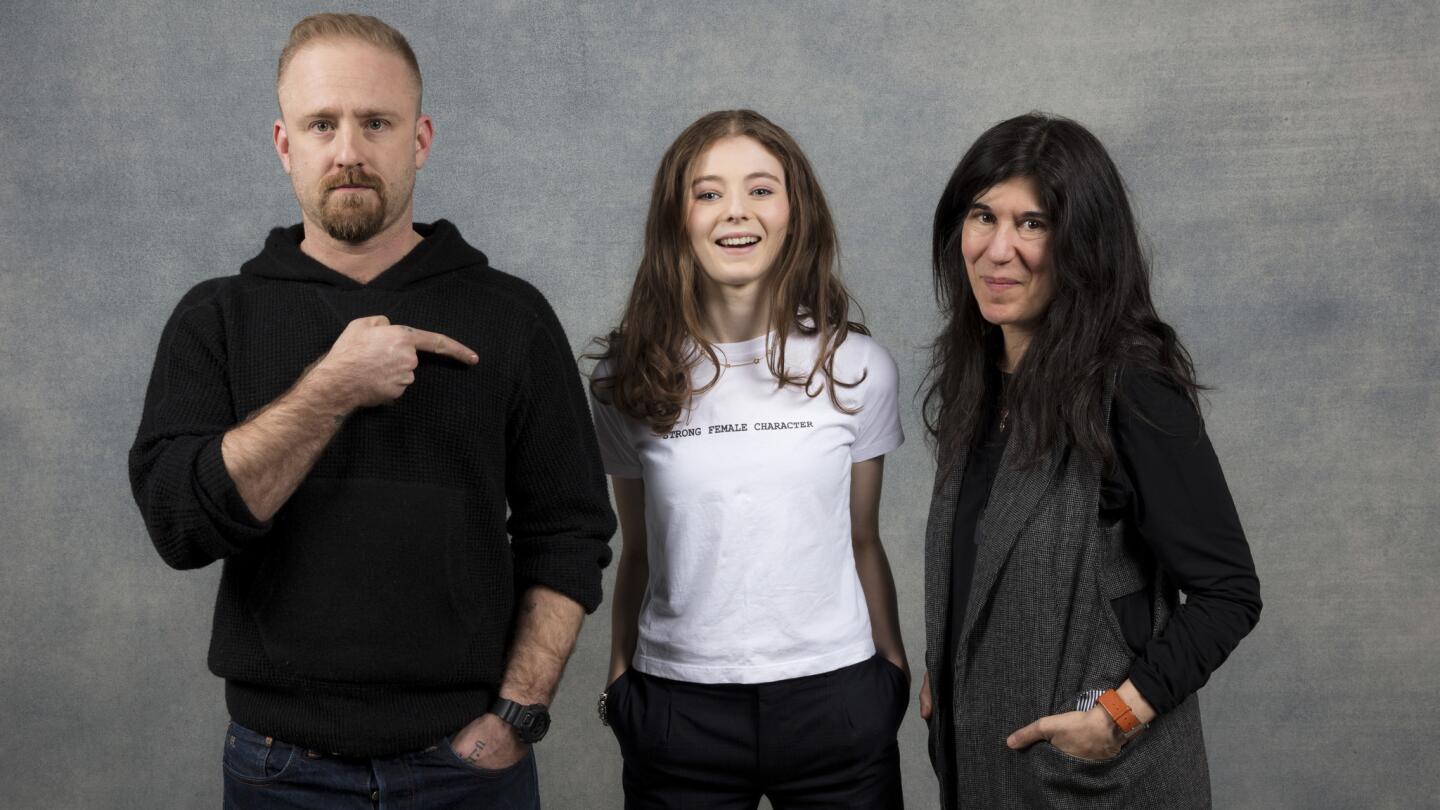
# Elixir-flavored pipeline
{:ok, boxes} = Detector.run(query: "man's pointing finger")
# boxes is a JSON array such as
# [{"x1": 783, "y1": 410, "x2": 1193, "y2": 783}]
[{"x1": 405, "y1": 328, "x2": 479, "y2": 364}]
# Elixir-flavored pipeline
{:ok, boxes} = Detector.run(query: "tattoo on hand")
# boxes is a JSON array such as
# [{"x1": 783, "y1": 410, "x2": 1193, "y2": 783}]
[{"x1": 464, "y1": 739, "x2": 486, "y2": 764}]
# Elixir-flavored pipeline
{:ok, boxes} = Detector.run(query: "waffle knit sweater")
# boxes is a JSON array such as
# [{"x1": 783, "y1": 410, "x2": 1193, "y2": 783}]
[{"x1": 129, "y1": 220, "x2": 615, "y2": 756}]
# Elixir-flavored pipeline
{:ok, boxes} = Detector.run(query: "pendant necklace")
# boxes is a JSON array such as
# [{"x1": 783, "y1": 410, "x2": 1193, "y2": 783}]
[{"x1": 997, "y1": 373, "x2": 1012, "y2": 433}]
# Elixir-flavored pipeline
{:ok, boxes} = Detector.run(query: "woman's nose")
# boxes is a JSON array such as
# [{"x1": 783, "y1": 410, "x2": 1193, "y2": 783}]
[
  {"x1": 985, "y1": 226, "x2": 1018, "y2": 262},
  {"x1": 724, "y1": 193, "x2": 749, "y2": 221}
]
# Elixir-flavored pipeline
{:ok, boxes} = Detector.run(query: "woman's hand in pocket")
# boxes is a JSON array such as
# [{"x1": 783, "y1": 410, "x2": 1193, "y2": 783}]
[{"x1": 1006, "y1": 707, "x2": 1124, "y2": 762}]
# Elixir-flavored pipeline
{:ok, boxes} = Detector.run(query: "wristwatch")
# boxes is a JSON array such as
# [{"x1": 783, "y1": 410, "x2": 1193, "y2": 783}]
[{"x1": 490, "y1": 698, "x2": 551, "y2": 743}]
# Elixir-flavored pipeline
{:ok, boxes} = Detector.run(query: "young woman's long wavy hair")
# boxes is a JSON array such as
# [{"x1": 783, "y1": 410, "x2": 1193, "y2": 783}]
[
  {"x1": 925, "y1": 112, "x2": 1201, "y2": 469},
  {"x1": 590, "y1": 109, "x2": 866, "y2": 433}
]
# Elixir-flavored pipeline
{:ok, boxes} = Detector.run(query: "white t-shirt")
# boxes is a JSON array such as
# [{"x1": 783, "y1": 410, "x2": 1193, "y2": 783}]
[{"x1": 591, "y1": 330, "x2": 904, "y2": 683}]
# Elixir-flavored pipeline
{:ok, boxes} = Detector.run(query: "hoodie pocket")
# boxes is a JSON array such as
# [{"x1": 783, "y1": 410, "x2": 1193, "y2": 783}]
[{"x1": 247, "y1": 478, "x2": 506, "y2": 683}]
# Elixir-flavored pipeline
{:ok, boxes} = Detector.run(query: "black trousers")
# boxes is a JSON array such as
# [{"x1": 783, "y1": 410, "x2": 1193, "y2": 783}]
[{"x1": 607, "y1": 654, "x2": 907, "y2": 809}]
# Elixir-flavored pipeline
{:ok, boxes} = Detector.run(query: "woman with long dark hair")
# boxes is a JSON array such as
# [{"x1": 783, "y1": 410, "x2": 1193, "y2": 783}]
[
  {"x1": 919, "y1": 113, "x2": 1262, "y2": 808},
  {"x1": 590, "y1": 109, "x2": 909, "y2": 808}
]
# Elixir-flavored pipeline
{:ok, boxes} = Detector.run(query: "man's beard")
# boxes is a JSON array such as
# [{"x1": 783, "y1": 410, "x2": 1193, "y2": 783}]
[{"x1": 317, "y1": 168, "x2": 389, "y2": 244}]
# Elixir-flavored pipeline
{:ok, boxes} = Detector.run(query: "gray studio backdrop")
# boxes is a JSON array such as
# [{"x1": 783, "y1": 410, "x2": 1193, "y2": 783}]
[{"x1": 2, "y1": 1, "x2": 1436, "y2": 807}]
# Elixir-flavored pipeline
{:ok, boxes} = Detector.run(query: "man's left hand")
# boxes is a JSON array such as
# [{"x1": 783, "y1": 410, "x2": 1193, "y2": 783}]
[
  {"x1": 450, "y1": 713, "x2": 529, "y2": 771},
  {"x1": 1006, "y1": 707, "x2": 1125, "y2": 762}
]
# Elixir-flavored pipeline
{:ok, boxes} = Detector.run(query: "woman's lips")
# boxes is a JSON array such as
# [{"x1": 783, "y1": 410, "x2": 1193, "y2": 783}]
[
  {"x1": 716, "y1": 236, "x2": 761, "y2": 256},
  {"x1": 982, "y1": 276, "x2": 1021, "y2": 291}
]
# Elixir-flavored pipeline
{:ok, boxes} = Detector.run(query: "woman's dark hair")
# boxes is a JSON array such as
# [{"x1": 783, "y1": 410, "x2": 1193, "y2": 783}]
[
  {"x1": 924, "y1": 112, "x2": 1201, "y2": 468},
  {"x1": 589, "y1": 109, "x2": 866, "y2": 433}
]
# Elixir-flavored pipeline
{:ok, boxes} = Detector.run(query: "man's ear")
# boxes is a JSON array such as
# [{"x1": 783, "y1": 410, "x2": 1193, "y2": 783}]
[
  {"x1": 414, "y1": 114, "x2": 434, "y2": 171},
  {"x1": 274, "y1": 118, "x2": 292, "y2": 174}
]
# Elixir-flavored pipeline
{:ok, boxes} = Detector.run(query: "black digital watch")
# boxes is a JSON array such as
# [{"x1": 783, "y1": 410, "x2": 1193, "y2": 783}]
[{"x1": 490, "y1": 698, "x2": 551, "y2": 744}]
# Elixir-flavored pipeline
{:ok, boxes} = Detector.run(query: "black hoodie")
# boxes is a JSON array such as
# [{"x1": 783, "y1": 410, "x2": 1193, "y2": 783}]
[{"x1": 130, "y1": 221, "x2": 615, "y2": 756}]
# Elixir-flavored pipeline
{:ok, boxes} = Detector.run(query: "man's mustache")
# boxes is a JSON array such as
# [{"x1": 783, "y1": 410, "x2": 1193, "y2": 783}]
[{"x1": 322, "y1": 169, "x2": 384, "y2": 194}]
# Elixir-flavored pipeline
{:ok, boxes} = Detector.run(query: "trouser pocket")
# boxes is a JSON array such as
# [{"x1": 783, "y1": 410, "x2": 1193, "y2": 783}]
[
  {"x1": 843, "y1": 654, "x2": 910, "y2": 739},
  {"x1": 610, "y1": 669, "x2": 670, "y2": 759},
  {"x1": 435, "y1": 739, "x2": 536, "y2": 779},
  {"x1": 222, "y1": 722, "x2": 297, "y2": 785}
]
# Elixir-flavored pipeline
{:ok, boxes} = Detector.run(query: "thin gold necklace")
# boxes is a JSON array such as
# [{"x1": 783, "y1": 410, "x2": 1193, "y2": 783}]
[{"x1": 720, "y1": 356, "x2": 762, "y2": 369}]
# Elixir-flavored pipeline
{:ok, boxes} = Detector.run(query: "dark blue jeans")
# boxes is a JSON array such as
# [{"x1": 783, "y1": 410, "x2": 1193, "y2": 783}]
[{"x1": 222, "y1": 721, "x2": 540, "y2": 809}]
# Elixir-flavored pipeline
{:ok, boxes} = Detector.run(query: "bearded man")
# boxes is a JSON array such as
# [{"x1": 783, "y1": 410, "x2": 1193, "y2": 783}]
[{"x1": 129, "y1": 14, "x2": 614, "y2": 808}]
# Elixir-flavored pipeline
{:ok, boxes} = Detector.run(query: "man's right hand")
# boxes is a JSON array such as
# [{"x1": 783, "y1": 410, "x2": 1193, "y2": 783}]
[
  {"x1": 218, "y1": 316, "x2": 476, "y2": 523},
  {"x1": 310, "y1": 315, "x2": 479, "y2": 411}
]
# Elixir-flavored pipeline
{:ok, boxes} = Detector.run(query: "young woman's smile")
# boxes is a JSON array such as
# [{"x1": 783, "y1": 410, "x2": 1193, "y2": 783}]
[{"x1": 685, "y1": 135, "x2": 791, "y2": 293}]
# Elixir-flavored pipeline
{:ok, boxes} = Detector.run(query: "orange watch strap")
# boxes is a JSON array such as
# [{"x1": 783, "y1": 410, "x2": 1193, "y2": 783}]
[{"x1": 1096, "y1": 689, "x2": 1144, "y2": 735}]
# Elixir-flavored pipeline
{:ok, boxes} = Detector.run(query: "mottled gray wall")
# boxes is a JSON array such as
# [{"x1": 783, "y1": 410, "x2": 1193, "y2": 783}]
[{"x1": 2, "y1": 1, "x2": 1436, "y2": 807}]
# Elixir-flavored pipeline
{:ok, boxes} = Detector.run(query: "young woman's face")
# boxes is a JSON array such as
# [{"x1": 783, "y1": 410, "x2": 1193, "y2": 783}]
[
  {"x1": 963, "y1": 176, "x2": 1055, "y2": 335},
  {"x1": 685, "y1": 136, "x2": 791, "y2": 292}
]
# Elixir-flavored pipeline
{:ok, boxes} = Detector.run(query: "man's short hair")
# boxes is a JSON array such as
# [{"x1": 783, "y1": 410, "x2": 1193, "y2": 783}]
[{"x1": 277, "y1": 13, "x2": 423, "y2": 109}]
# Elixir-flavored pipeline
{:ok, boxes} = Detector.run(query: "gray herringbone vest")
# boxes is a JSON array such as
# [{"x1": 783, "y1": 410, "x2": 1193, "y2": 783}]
[{"x1": 923, "y1": 391, "x2": 1211, "y2": 809}]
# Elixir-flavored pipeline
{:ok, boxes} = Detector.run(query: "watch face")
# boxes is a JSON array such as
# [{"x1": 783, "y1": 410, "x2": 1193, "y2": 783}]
[{"x1": 517, "y1": 705, "x2": 550, "y2": 743}]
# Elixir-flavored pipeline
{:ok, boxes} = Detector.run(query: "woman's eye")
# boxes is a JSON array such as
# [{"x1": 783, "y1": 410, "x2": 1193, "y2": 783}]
[
  {"x1": 1021, "y1": 218, "x2": 1047, "y2": 232},
  {"x1": 751, "y1": 187, "x2": 773, "y2": 197},
  {"x1": 696, "y1": 191, "x2": 720, "y2": 201}
]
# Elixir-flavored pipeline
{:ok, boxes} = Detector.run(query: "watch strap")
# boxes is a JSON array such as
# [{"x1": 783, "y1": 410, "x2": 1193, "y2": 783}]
[
  {"x1": 491, "y1": 698, "x2": 524, "y2": 726},
  {"x1": 1096, "y1": 689, "x2": 1145, "y2": 736}
]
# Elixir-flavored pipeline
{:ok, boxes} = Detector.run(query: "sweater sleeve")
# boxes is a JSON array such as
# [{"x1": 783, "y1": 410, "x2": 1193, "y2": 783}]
[
  {"x1": 1115, "y1": 371, "x2": 1263, "y2": 715},
  {"x1": 504, "y1": 301, "x2": 617, "y2": 613},
  {"x1": 128, "y1": 285, "x2": 270, "y2": 570}
]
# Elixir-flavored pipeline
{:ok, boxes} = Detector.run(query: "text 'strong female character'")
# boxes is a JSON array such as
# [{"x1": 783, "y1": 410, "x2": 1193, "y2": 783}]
[
  {"x1": 919, "y1": 113, "x2": 1262, "y2": 809},
  {"x1": 590, "y1": 109, "x2": 910, "y2": 808}
]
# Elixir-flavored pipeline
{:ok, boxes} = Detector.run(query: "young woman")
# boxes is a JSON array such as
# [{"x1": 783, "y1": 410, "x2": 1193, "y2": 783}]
[
  {"x1": 589, "y1": 109, "x2": 909, "y2": 809},
  {"x1": 919, "y1": 113, "x2": 1262, "y2": 809}
]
